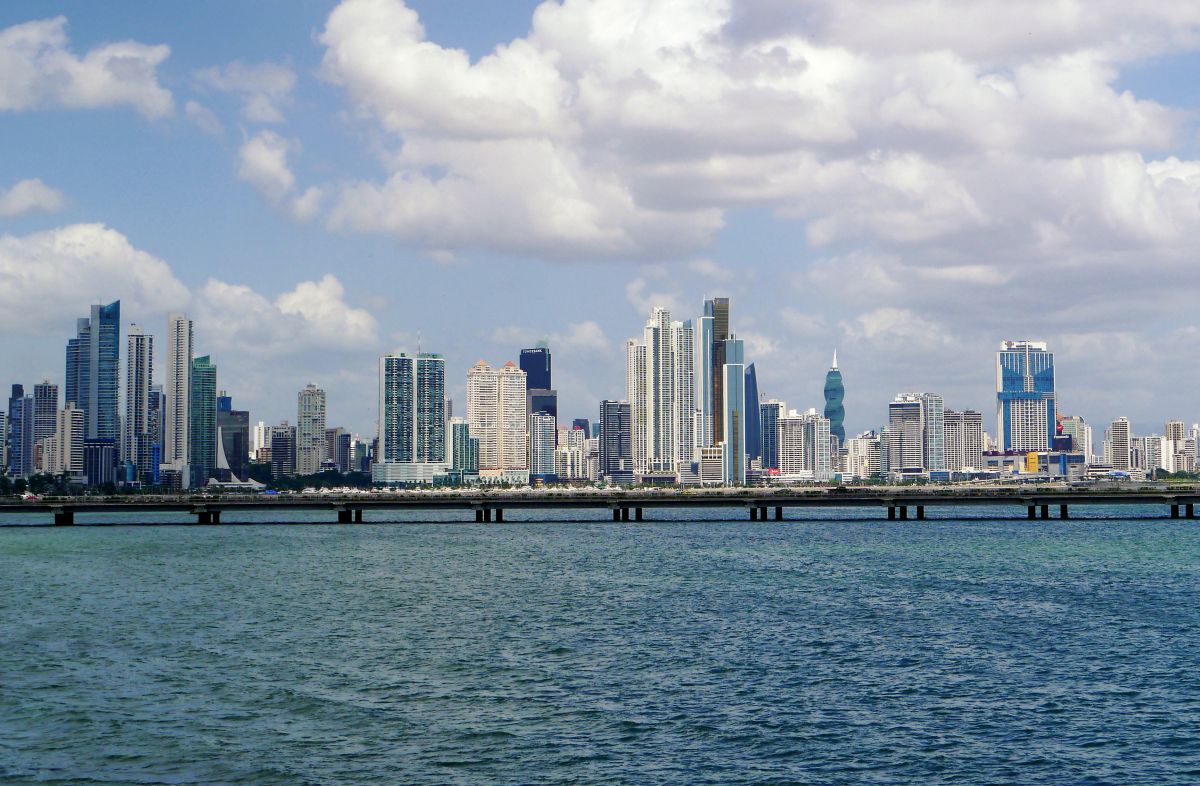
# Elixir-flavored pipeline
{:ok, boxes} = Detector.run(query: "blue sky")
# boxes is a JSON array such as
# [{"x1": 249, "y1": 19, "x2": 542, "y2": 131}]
[{"x1": 3, "y1": 0, "x2": 1200, "y2": 441}]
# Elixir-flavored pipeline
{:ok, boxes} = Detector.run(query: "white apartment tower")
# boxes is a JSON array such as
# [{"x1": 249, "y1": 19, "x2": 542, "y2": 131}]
[
  {"x1": 297, "y1": 384, "x2": 327, "y2": 475},
  {"x1": 124, "y1": 325, "x2": 153, "y2": 472},
  {"x1": 1109, "y1": 417, "x2": 1132, "y2": 472},
  {"x1": 468, "y1": 361, "x2": 528, "y2": 482},
  {"x1": 162, "y1": 313, "x2": 193, "y2": 481},
  {"x1": 625, "y1": 308, "x2": 695, "y2": 475}
]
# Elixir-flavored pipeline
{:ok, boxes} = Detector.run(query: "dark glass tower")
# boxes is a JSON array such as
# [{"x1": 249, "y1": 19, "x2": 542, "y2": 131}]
[
  {"x1": 519, "y1": 344, "x2": 552, "y2": 391},
  {"x1": 65, "y1": 301, "x2": 120, "y2": 442},
  {"x1": 707, "y1": 298, "x2": 730, "y2": 444},
  {"x1": 823, "y1": 351, "x2": 845, "y2": 443},
  {"x1": 189, "y1": 355, "x2": 217, "y2": 487},
  {"x1": 744, "y1": 363, "x2": 761, "y2": 462}
]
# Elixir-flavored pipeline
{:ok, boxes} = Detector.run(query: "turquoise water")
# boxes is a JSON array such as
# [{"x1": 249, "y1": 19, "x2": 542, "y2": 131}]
[{"x1": 2, "y1": 509, "x2": 1199, "y2": 784}]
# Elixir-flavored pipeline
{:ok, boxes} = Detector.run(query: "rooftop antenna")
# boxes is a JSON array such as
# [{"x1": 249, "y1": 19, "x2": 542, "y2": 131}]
[{"x1": 417, "y1": 329, "x2": 422, "y2": 355}]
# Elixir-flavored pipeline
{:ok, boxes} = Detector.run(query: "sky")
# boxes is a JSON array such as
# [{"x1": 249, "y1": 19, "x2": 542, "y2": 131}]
[{"x1": 2, "y1": 0, "x2": 1200, "y2": 440}]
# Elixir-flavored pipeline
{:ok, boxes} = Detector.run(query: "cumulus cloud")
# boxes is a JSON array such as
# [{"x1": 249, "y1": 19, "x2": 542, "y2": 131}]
[
  {"x1": 0, "y1": 178, "x2": 65, "y2": 217},
  {"x1": 237, "y1": 130, "x2": 323, "y2": 221},
  {"x1": 0, "y1": 16, "x2": 172, "y2": 118},
  {"x1": 0, "y1": 224, "x2": 188, "y2": 333},
  {"x1": 193, "y1": 60, "x2": 296, "y2": 123}
]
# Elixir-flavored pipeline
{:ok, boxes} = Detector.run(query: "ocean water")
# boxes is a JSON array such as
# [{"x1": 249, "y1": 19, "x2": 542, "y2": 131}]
[{"x1": 2, "y1": 508, "x2": 1199, "y2": 784}]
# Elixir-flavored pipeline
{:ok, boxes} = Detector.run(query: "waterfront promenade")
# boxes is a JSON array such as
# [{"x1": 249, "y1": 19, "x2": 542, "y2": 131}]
[{"x1": 2, "y1": 485, "x2": 1200, "y2": 525}]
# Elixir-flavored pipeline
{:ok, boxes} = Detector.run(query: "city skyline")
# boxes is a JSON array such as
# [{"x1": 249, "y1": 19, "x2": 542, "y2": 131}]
[{"x1": 3, "y1": 2, "x2": 1200, "y2": 440}]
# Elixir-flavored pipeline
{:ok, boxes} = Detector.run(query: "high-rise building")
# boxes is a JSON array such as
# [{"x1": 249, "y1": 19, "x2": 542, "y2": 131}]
[
  {"x1": 823, "y1": 351, "x2": 845, "y2": 444},
  {"x1": 744, "y1": 363, "x2": 761, "y2": 465},
  {"x1": 124, "y1": 326, "x2": 153, "y2": 476},
  {"x1": 776, "y1": 408, "x2": 832, "y2": 480},
  {"x1": 296, "y1": 383, "x2": 327, "y2": 476},
  {"x1": 6, "y1": 386, "x2": 33, "y2": 477},
  {"x1": 449, "y1": 418, "x2": 479, "y2": 477},
  {"x1": 374, "y1": 354, "x2": 448, "y2": 483},
  {"x1": 47, "y1": 403, "x2": 85, "y2": 478},
  {"x1": 467, "y1": 360, "x2": 528, "y2": 482},
  {"x1": 626, "y1": 308, "x2": 695, "y2": 475},
  {"x1": 519, "y1": 344, "x2": 552, "y2": 391},
  {"x1": 270, "y1": 422, "x2": 297, "y2": 479},
  {"x1": 572, "y1": 418, "x2": 591, "y2": 438},
  {"x1": 943, "y1": 410, "x2": 983, "y2": 472},
  {"x1": 704, "y1": 298, "x2": 730, "y2": 445},
  {"x1": 759, "y1": 399, "x2": 785, "y2": 471},
  {"x1": 996, "y1": 340, "x2": 1055, "y2": 452},
  {"x1": 888, "y1": 394, "x2": 928, "y2": 476},
  {"x1": 1108, "y1": 417, "x2": 1132, "y2": 472},
  {"x1": 598, "y1": 400, "x2": 632, "y2": 483},
  {"x1": 722, "y1": 336, "x2": 746, "y2": 484},
  {"x1": 0, "y1": 411, "x2": 6, "y2": 471},
  {"x1": 188, "y1": 355, "x2": 217, "y2": 488},
  {"x1": 846, "y1": 431, "x2": 883, "y2": 479},
  {"x1": 922, "y1": 393, "x2": 945, "y2": 472},
  {"x1": 216, "y1": 395, "x2": 250, "y2": 483},
  {"x1": 32, "y1": 382, "x2": 58, "y2": 448},
  {"x1": 530, "y1": 412, "x2": 557, "y2": 480},
  {"x1": 163, "y1": 314, "x2": 193, "y2": 483},
  {"x1": 64, "y1": 301, "x2": 120, "y2": 444}
]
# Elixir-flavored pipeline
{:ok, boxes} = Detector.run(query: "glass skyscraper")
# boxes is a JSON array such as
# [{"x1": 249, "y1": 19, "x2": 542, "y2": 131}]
[
  {"x1": 519, "y1": 344, "x2": 552, "y2": 391},
  {"x1": 65, "y1": 301, "x2": 120, "y2": 443},
  {"x1": 996, "y1": 340, "x2": 1055, "y2": 452},
  {"x1": 378, "y1": 353, "x2": 447, "y2": 465},
  {"x1": 823, "y1": 351, "x2": 845, "y2": 443},
  {"x1": 188, "y1": 355, "x2": 217, "y2": 488},
  {"x1": 721, "y1": 337, "x2": 746, "y2": 485},
  {"x1": 744, "y1": 363, "x2": 761, "y2": 463}
]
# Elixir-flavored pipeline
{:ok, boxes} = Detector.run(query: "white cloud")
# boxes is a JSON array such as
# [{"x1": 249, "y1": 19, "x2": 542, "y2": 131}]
[
  {"x1": 553, "y1": 320, "x2": 610, "y2": 353},
  {"x1": 0, "y1": 224, "x2": 188, "y2": 333},
  {"x1": 0, "y1": 178, "x2": 65, "y2": 217},
  {"x1": 0, "y1": 16, "x2": 172, "y2": 118},
  {"x1": 184, "y1": 100, "x2": 223, "y2": 137},
  {"x1": 624, "y1": 275, "x2": 685, "y2": 319},
  {"x1": 237, "y1": 130, "x2": 324, "y2": 221},
  {"x1": 193, "y1": 60, "x2": 297, "y2": 123},
  {"x1": 688, "y1": 258, "x2": 732, "y2": 283}
]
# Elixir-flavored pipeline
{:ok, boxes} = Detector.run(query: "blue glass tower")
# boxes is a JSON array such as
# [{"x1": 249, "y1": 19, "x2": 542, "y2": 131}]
[
  {"x1": 744, "y1": 363, "x2": 761, "y2": 463},
  {"x1": 995, "y1": 341, "x2": 1055, "y2": 452},
  {"x1": 519, "y1": 343, "x2": 551, "y2": 391},
  {"x1": 722, "y1": 337, "x2": 746, "y2": 485},
  {"x1": 65, "y1": 301, "x2": 120, "y2": 443},
  {"x1": 823, "y1": 351, "x2": 845, "y2": 443}
]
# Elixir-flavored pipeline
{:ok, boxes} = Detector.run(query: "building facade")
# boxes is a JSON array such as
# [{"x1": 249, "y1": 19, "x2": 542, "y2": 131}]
[
  {"x1": 375, "y1": 354, "x2": 448, "y2": 482},
  {"x1": 124, "y1": 326, "x2": 154, "y2": 477},
  {"x1": 297, "y1": 383, "x2": 327, "y2": 476},
  {"x1": 163, "y1": 313, "x2": 193, "y2": 483},
  {"x1": 625, "y1": 308, "x2": 695, "y2": 475},
  {"x1": 722, "y1": 336, "x2": 746, "y2": 484},
  {"x1": 823, "y1": 351, "x2": 845, "y2": 444},
  {"x1": 188, "y1": 355, "x2": 217, "y2": 487},
  {"x1": 467, "y1": 361, "x2": 527, "y2": 482},
  {"x1": 996, "y1": 340, "x2": 1056, "y2": 452}
]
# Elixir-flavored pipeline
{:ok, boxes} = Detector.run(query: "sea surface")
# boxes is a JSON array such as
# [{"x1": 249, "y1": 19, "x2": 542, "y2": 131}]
[{"x1": 2, "y1": 507, "x2": 1199, "y2": 785}]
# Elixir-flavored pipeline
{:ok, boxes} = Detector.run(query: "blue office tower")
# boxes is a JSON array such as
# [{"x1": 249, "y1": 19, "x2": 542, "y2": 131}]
[
  {"x1": 823, "y1": 351, "x2": 845, "y2": 443},
  {"x1": 65, "y1": 300, "x2": 121, "y2": 443},
  {"x1": 995, "y1": 341, "x2": 1055, "y2": 452},
  {"x1": 744, "y1": 363, "x2": 761, "y2": 463},
  {"x1": 519, "y1": 343, "x2": 552, "y2": 391}
]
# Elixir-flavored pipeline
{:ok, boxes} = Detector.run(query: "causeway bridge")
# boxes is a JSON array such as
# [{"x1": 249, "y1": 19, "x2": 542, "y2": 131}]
[{"x1": 2, "y1": 486, "x2": 1200, "y2": 525}]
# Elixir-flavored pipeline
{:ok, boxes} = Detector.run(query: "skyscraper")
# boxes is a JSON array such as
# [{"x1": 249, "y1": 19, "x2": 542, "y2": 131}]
[
  {"x1": 375, "y1": 353, "x2": 448, "y2": 483},
  {"x1": 704, "y1": 298, "x2": 730, "y2": 445},
  {"x1": 996, "y1": 340, "x2": 1056, "y2": 452},
  {"x1": 297, "y1": 383, "x2": 327, "y2": 475},
  {"x1": 823, "y1": 351, "x2": 845, "y2": 444},
  {"x1": 759, "y1": 399, "x2": 785, "y2": 471},
  {"x1": 519, "y1": 344, "x2": 552, "y2": 391},
  {"x1": 270, "y1": 422, "x2": 297, "y2": 479},
  {"x1": 64, "y1": 301, "x2": 120, "y2": 443},
  {"x1": 32, "y1": 382, "x2": 58, "y2": 448},
  {"x1": 625, "y1": 308, "x2": 695, "y2": 475},
  {"x1": 722, "y1": 336, "x2": 746, "y2": 484},
  {"x1": 6, "y1": 386, "x2": 33, "y2": 478},
  {"x1": 887, "y1": 394, "x2": 928, "y2": 476},
  {"x1": 467, "y1": 360, "x2": 527, "y2": 482},
  {"x1": 598, "y1": 400, "x2": 632, "y2": 483},
  {"x1": 188, "y1": 355, "x2": 217, "y2": 488},
  {"x1": 124, "y1": 326, "x2": 153, "y2": 475},
  {"x1": 944, "y1": 410, "x2": 983, "y2": 472},
  {"x1": 744, "y1": 363, "x2": 761, "y2": 465},
  {"x1": 776, "y1": 408, "x2": 832, "y2": 480},
  {"x1": 1108, "y1": 417, "x2": 1131, "y2": 472},
  {"x1": 163, "y1": 314, "x2": 193, "y2": 482},
  {"x1": 216, "y1": 395, "x2": 250, "y2": 483},
  {"x1": 449, "y1": 418, "x2": 479, "y2": 477},
  {"x1": 530, "y1": 412, "x2": 557, "y2": 480}
]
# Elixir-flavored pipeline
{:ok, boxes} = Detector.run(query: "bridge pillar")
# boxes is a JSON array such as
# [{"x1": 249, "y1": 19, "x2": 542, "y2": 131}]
[
  {"x1": 916, "y1": 506, "x2": 925, "y2": 520},
  {"x1": 636, "y1": 508, "x2": 643, "y2": 521},
  {"x1": 354, "y1": 510, "x2": 363, "y2": 523},
  {"x1": 1027, "y1": 505, "x2": 1036, "y2": 520},
  {"x1": 612, "y1": 508, "x2": 620, "y2": 522},
  {"x1": 750, "y1": 507, "x2": 758, "y2": 521},
  {"x1": 775, "y1": 506, "x2": 783, "y2": 521},
  {"x1": 1040, "y1": 505, "x2": 1049, "y2": 520},
  {"x1": 197, "y1": 511, "x2": 212, "y2": 525},
  {"x1": 1060, "y1": 504, "x2": 1069, "y2": 519},
  {"x1": 887, "y1": 507, "x2": 896, "y2": 520},
  {"x1": 495, "y1": 509, "x2": 504, "y2": 523},
  {"x1": 1171, "y1": 504, "x2": 1180, "y2": 519},
  {"x1": 1188, "y1": 503, "x2": 1195, "y2": 519},
  {"x1": 53, "y1": 509, "x2": 74, "y2": 526},
  {"x1": 212, "y1": 511, "x2": 221, "y2": 525},
  {"x1": 483, "y1": 509, "x2": 492, "y2": 523},
  {"x1": 759, "y1": 506, "x2": 768, "y2": 521},
  {"x1": 337, "y1": 509, "x2": 352, "y2": 524},
  {"x1": 899, "y1": 506, "x2": 908, "y2": 520},
  {"x1": 621, "y1": 508, "x2": 629, "y2": 522}
]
